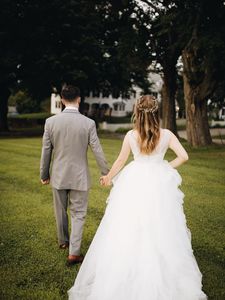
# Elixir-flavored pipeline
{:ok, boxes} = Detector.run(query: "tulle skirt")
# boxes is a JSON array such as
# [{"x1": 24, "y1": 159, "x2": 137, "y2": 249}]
[{"x1": 68, "y1": 159, "x2": 207, "y2": 300}]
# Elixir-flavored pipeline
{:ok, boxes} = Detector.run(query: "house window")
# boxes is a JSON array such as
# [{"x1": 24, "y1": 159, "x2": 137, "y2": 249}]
[
  {"x1": 114, "y1": 104, "x2": 118, "y2": 111},
  {"x1": 55, "y1": 101, "x2": 61, "y2": 108},
  {"x1": 120, "y1": 103, "x2": 125, "y2": 111},
  {"x1": 113, "y1": 103, "x2": 125, "y2": 111}
]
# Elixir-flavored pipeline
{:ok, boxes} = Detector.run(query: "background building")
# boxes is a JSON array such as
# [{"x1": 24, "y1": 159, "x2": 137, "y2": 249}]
[{"x1": 50, "y1": 73, "x2": 163, "y2": 117}]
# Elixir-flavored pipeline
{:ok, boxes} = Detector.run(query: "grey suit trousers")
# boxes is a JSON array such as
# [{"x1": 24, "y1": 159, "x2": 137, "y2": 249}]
[{"x1": 52, "y1": 188, "x2": 88, "y2": 256}]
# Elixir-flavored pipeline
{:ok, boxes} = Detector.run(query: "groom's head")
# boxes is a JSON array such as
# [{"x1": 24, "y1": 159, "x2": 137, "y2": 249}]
[{"x1": 61, "y1": 85, "x2": 80, "y2": 105}]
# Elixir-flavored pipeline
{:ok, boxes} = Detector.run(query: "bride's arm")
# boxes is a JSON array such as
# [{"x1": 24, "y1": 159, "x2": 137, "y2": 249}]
[
  {"x1": 100, "y1": 133, "x2": 131, "y2": 186},
  {"x1": 168, "y1": 132, "x2": 189, "y2": 168}
]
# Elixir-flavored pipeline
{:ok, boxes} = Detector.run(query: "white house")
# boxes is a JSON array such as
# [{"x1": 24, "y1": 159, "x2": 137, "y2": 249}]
[
  {"x1": 50, "y1": 72, "x2": 163, "y2": 117},
  {"x1": 51, "y1": 93, "x2": 62, "y2": 114},
  {"x1": 8, "y1": 106, "x2": 18, "y2": 116},
  {"x1": 219, "y1": 107, "x2": 225, "y2": 120}
]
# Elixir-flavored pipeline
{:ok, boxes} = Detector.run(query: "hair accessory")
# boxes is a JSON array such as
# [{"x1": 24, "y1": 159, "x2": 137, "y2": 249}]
[{"x1": 137, "y1": 98, "x2": 158, "y2": 113}]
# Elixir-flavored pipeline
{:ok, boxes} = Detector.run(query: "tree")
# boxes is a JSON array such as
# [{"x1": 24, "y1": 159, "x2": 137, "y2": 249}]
[
  {"x1": 182, "y1": 0, "x2": 225, "y2": 146},
  {"x1": 15, "y1": 0, "x2": 105, "y2": 98},
  {"x1": 0, "y1": 0, "x2": 152, "y2": 130},
  {"x1": 138, "y1": 0, "x2": 225, "y2": 146},
  {"x1": 0, "y1": 84, "x2": 11, "y2": 131},
  {"x1": 176, "y1": 74, "x2": 185, "y2": 119},
  {"x1": 89, "y1": 0, "x2": 152, "y2": 96},
  {"x1": 137, "y1": 0, "x2": 188, "y2": 135},
  {"x1": 0, "y1": 0, "x2": 19, "y2": 130}
]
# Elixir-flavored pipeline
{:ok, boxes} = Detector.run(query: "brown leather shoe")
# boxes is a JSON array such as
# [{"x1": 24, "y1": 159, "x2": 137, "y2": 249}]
[
  {"x1": 67, "y1": 254, "x2": 84, "y2": 266},
  {"x1": 59, "y1": 242, "x2": 69, "y2": 249}
]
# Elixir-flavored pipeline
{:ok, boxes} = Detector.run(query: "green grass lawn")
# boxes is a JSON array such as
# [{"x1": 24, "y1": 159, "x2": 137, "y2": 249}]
[{"x1": 0, "y1": 137, "x2": 225, "y2": 300}]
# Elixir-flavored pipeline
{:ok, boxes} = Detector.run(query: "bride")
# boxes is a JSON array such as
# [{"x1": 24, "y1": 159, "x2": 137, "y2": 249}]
[{"x1": 68, "y1": 95, "x2": 207, "y2": 300}]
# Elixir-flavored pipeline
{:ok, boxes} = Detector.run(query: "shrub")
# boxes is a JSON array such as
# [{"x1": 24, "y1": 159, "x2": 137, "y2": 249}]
[
  {"x1": 40, "y1": 97, "x2": 51, "y2": 113},
  {"x1": 115, "y1": 127, "x2": 131, "y2": 134},
  {"x1": 10, "y1": 91, "x2": 40, "y2": 114},
  {"x1": 103, "y1": 116, "x2": 132, "y2": 124}
]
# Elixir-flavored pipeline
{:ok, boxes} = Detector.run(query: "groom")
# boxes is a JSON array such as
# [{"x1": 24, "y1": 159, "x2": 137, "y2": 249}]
[{"x1": 40, "y1": 85, "x2": 109, "y2": 265}]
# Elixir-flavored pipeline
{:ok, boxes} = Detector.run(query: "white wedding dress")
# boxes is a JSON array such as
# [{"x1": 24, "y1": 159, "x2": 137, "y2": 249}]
[{"x1": 68, "y1": 129, "x2": 207, "y2": 300}]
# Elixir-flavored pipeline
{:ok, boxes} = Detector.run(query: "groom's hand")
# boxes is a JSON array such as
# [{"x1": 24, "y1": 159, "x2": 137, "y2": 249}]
[{"x1": 41, "y1": 178, "x2": 50, "y2": 185}]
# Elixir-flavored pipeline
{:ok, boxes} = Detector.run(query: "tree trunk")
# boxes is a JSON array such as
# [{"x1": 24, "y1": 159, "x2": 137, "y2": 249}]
[
  {"x1": 0, "y1": 87, "x2": 10, "y2": 132},
  {"x1": 183, "y1": 70, "x2": 212, "y2": 146},
  {"x1": 161, "y1": 66, "x2": 178, "y2": 135}
]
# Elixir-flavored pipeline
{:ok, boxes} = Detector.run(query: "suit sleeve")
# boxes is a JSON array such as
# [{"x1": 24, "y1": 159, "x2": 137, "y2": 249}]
[
  {"x1": 88, "y1": 121, "x2": 109, "y2": 175},
  {"x1": 40, "y1": 119, "x2": 53, "y2": 180}
]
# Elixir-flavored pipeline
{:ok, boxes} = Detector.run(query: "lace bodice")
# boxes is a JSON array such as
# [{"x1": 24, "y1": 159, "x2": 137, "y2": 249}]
[{"x1": 127, "y1": 129, "x2": 172, "y2": 162}]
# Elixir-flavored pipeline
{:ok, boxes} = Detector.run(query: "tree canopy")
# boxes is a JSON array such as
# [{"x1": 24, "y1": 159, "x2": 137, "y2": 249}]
[
  {"x1": 1, "y1": 0, "x2": 225, "y2": 147},
  {"x1": 2, "y1": 0, "x2": 151, "y2": 98},
  {"x1": 0, "y1": 0, "x2": 152, "y2": 130},
  {"x1": 137, "y1": 0, "x2": 225, "y2": 145}
]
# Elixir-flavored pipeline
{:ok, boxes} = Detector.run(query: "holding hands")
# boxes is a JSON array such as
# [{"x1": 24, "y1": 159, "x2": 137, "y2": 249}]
[
  {"x1": 41, "y1": 178, "x2": 50, "y2": 185},
  {"x1": 100, "y1": 175, "x2": 112, "y2": 186}
]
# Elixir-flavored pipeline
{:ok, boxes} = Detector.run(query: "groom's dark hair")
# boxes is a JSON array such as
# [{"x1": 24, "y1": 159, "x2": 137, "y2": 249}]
[{"x1": 61, "y1": 85, "x2": 80, "y2": 102}]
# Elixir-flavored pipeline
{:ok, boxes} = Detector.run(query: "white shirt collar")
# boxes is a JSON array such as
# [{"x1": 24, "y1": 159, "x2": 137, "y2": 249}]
[{"x1": 64, "y1": 106, "x2": 79, "y2": 111}]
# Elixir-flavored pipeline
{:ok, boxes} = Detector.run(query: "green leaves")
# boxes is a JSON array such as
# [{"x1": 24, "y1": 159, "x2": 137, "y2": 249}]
[{"x1": 0, "y1": 0, "x2": 152, "y2": 100}]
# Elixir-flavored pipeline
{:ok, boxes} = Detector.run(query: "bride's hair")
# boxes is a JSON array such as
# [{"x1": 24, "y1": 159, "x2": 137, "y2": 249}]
[{"x1": 132, "y1": 95, "x2": 160, "y2": 154}]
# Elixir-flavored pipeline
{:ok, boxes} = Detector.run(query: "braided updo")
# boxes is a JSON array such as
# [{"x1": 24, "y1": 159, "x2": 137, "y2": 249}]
[{"x1": 132, "y1": 95, "x2": 160, "y2": 154}]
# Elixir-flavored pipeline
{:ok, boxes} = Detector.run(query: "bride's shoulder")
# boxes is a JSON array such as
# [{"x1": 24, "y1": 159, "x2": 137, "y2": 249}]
[
  {"x1": 160, "y1": 128, "x2": 175, "y2": 144},
  {"x1": 160, "y1": 128, "x2": 170, "y2": 133},
  {"x1": 124, "y1": 129, "x2": 137, "y2": 144},
  {"x1": 160, "y1": 128, "x2": 173, "y2": 137},
  {"x1": 160, "y1": 129, "x2": 179, "y2": 149}
]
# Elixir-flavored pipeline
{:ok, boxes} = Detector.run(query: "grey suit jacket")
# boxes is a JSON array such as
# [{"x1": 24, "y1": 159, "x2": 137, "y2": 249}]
[{"x1": 40, "y1": 109, "x2": 109, "y2": 191}]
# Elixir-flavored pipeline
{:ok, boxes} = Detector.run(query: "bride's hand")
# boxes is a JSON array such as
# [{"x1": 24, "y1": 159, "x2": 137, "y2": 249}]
[{"x1": 100, "y1": 175, "x2": 112, "y2": 186}]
